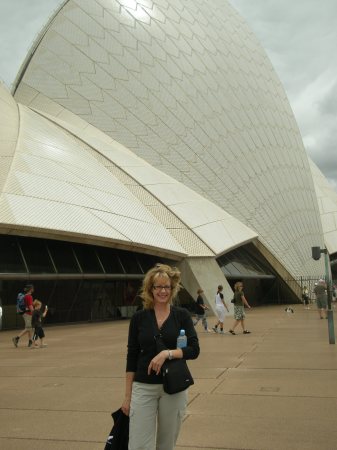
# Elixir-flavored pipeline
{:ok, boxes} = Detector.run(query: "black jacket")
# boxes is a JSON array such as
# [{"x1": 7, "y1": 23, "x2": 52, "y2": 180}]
[
  {"x1": 126, "y1": 306, "x2": 200, "y2": 383},
  {"x1": 104, "y1": 408, "x2": 129, "y2": 450}
]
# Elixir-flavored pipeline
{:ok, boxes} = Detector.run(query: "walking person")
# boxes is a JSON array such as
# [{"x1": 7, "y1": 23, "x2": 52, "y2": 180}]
[
  {"x1": 229, "y1": 281, "x2": 251, "y2": 335},
  {"x1": 121, "y1": 264, "x2": 200, "y2": 450},
  {"x1": 193, "y1": 288, "x2": 211, "y2": 332},
  {"x1": 314, "y1": 279, "x2": 327, "y2": 319},
  {"x1": 302, "y1": 286, "x2": 310, "y2": 309},
  {"x1": 212, "y1": 285, "x2": 229, "y2": 334},
  {"x1": 32, "y1": 300, "x2": 48, "y2": 348},
  {"x1": 12, "y1": 284, "x2": 34, "y2": 348}
]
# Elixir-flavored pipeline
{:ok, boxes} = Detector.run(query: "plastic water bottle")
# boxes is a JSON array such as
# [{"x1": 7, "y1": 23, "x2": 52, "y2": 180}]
[{"x1": 177, "y1": 329, "x2": 187, "y2": 348}]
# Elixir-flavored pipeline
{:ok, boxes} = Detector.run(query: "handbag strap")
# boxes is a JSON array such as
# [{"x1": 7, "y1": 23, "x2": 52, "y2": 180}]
[{"x1": 150, "y1": 310, "x2": 168, "y2": 351}]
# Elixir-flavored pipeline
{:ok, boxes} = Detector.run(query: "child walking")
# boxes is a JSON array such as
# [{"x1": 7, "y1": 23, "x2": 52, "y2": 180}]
[{"x1": 32, "y1": 300, "x2": 48, "y2": 348}]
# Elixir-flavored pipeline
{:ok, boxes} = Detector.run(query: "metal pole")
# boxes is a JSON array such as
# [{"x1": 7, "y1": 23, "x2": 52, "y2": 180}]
[{"x1": 323, "y1": 249, "x2": 335, "y2": 344}]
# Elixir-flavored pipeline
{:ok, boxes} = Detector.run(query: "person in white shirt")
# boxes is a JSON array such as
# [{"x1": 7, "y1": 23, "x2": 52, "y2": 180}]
[
  {"x1": 212, "y1": 285, "x2": 229, "y2": 334},
  {"x1": 302, "y1": 286, "x2": 310, "y2": 309}
]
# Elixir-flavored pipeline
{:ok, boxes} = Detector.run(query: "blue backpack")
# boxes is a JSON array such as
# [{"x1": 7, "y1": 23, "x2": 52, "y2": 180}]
[{"x1": 16, "y1": 292, "x2": 26, "y2": 314}]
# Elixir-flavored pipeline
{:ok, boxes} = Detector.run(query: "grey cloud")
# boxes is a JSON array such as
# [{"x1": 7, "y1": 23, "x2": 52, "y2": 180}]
[
  {"x1": 229, "y1": 0, "x2": 337, "y2": 192},
  {"x1": 230, "y1": 0, "x2": 337, "y2": 96},
  {"x1": 317, "y1": 81, "x2": 337, "y2": 116},
  {"x1": 307, "y1": 122, "x2": 337, "y2": 181},
  {"x1": 0, "y1": 0, "x2": 62, "y2": 88}
]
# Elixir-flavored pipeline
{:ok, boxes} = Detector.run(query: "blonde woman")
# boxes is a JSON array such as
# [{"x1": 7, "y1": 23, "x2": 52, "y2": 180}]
[
  {"x1": 229, "y1": 282, "x2": 251, "y2": 335},
  {"x1": 121, "y1": 264, "x2": 200, "y2": 450}
]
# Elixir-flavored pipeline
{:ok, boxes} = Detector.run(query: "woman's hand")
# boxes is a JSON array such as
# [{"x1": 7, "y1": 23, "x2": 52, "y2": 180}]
[
  {"x1": 122, "y1": 372, "x2": 134, "y2": 416},
  {"x1": 121, "y1": 396, "x2": 131, "y2": 416},
  {"x1": 148, "y1": 350, "x2": 168, "y2": 375}
]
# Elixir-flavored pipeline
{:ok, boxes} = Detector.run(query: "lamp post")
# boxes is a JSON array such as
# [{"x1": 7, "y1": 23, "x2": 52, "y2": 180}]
[{"x1": 312, "y1": 246, "x2": 335, "y2": 344}]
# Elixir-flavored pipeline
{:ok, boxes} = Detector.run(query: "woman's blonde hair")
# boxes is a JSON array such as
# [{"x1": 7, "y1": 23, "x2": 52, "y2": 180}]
[
  {"x1": 234, "y1": 282, "x2": 243, "y2": 291},
  {"x1": 33, "y1": 299, "x2": 42, "y2": 308},
  {"x1": 140, "y1": 264, "x2": 181, "y2": 310}
]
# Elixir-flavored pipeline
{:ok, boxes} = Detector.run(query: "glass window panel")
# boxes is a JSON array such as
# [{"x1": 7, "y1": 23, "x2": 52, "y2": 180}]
[
  {"x1": 121, "y1": 280, "x2": 143, "y2": 318},
  {"x1": 232, "y1": 261, "x2": 253, "y2": 275},
  {"x1": 137, "y1": 254, "x2": 160, "y2": 273},
  {"x1": 218, "y1": 245, "x2": 272, "y2": 277},
  {"x1": 217, "y1": 245, "x2": 274, "y2": 277},
  {"x1": 237, "y1": 251, "x2": 264, "y2": 274},
  {"x1": 91, "y1": 280, "x2": 125, "y2": 320},
  {"x1": 18, "y1": 237, "x2": 55, "y2": 274},
  {"x1": 221, "y1": 263, "x2": 236, "y2": 276},
  {"x1": 45, "y1": 280, "x2": 81, "y2": 324},
  {"x1": 119, "y1": 252, "x2": 142, "y2": 274},
  {"x1": 123, "y1": 280, "x2": 139, "y2": 305},
  {"x1": 96, "y1": 247, "x2": 124, "y2": 274},
  {"x1": 0, "y1": 235, "x2": 26, "y2": 273},
  {"x1": 47, "y1": 240, "x2": 81, "y2": 273},
  {"x1": 72, "y1": 244, "x2": 103, "y2": 273},
  {"x1": 65, "y1": 279, "x2": 95, "y2": 322}
]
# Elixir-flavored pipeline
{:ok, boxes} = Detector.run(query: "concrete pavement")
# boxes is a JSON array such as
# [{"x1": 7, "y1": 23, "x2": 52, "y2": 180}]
[{"x1": 0, "y1": 305, "x2": 337, "y2": 450}]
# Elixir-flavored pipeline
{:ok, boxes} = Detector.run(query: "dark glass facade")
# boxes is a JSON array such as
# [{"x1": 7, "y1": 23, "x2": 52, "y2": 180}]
[
  {"x1": 1, "y1": 235, "x2": 305, "y2": 329},
  {"x1": 217, "y1": 243, "x2": 275, "y2": 279},
  {"x1": 0, "y1": 235, "x2": 182, "y2": 330},
  {"x1": 0, "y1": 236, "x2": 27, "y2": 273},
  {"x1": 216, "y1": 243, "x2": 299, "y2": 305}
]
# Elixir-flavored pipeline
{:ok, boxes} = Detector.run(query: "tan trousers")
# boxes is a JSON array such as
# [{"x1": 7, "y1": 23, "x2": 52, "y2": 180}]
[{"x1": 129, "y1": 381, "x2": 188, "y2": 450}]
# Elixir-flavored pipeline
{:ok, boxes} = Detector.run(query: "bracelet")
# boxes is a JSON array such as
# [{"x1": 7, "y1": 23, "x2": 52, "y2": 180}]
[{"x1": 168, "y1": 350, "x2": 173, "y2": 360}]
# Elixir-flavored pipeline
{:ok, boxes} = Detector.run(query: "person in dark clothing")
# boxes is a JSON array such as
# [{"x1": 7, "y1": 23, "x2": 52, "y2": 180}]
[
  {"x1": 121, "y1": 264, "x2": 200, "y2": 450},
  {"x1": 193, "y1": 288, "x2": 210, "y2": 332},
  {"x1": 31, "y1": 300, "x2": 48, "y2": 348},
  {"x1": 314, "y1": 279, "x2": 327, "y2": 319}
]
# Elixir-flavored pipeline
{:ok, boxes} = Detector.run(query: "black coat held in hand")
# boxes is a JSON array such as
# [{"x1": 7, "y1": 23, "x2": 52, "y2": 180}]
[{"x1": 104, "y1": 408, "x2": 129, "y2": 450}]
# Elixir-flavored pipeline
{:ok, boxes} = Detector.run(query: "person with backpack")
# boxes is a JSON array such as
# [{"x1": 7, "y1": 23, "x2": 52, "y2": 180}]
[{"x1": 12, "y1": 284, "x2": 34, "y2": 348}]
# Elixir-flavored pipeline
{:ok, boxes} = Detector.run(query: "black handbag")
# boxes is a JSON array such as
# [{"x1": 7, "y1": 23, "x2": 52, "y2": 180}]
[
  {"x1": 152, "y1": 314, "x2": 194, "y2": 395},
  {"x1": 161, "y1": 358, "x2": 194, "y2": 394}
]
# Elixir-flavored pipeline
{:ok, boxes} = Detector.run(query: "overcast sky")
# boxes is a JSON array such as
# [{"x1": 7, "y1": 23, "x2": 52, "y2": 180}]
[{"x1": 1, "y1": 0, "x2": 336, "y2": 191}]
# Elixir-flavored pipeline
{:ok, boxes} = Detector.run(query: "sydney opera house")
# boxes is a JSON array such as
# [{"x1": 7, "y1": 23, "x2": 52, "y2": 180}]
[{"x1": 1, "y1": 0, "x2": 337, "y2": 329}]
